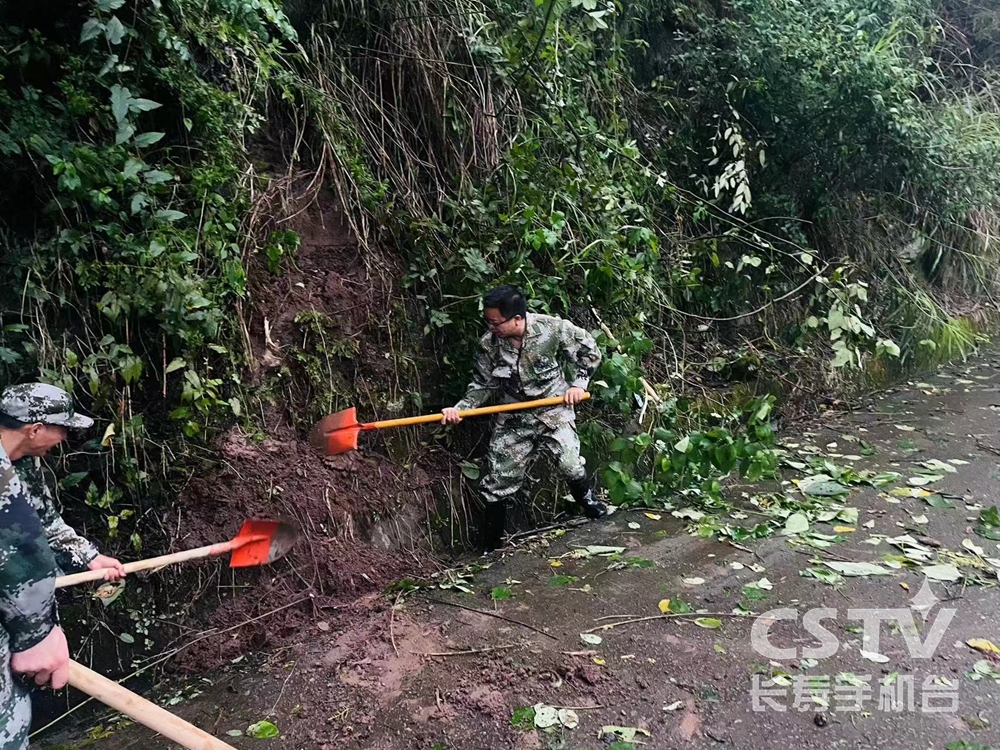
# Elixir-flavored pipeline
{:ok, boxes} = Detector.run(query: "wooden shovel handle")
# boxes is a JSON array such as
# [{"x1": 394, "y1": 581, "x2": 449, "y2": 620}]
[
  {"x1": 55, "y1": 540, "x2": 239, "y2": 589},
  {"x1": 365, "y1": 393, "x2": 590, "y2": 430},
  {"x1": 68, "y1": 660, "x2": 236, "y2": 750}
]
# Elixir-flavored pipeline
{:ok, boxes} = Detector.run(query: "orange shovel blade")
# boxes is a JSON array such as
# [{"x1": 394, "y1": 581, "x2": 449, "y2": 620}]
[
  {"x1": 229, "y1": 520, "x2": 298, "y2": 568},
  {"x1": 325, "y1": 425, "x2": 363, "y2": 455},
  {"x1": 308, "y1": 406, "x2": 367, "y2": 456}
]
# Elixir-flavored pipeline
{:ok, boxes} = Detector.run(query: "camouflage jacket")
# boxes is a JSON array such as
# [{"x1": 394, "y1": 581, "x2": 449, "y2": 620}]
[
  {"x1": 454, "y1": 313, "x2": 601, "y2": 427},
  {"x1": 0, "y1": 441, "x2": 59, "y2": 653},
  {"x1": 16, "y1": 457, "x2": 98, "y2": 574}
]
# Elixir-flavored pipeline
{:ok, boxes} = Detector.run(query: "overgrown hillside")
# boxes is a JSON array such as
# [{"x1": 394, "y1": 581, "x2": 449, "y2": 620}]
[{"x1": 2, "y1": 0, "x2": 1000, "y2": 657}]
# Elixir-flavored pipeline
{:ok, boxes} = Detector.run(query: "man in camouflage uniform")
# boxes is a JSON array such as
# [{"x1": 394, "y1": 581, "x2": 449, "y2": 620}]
[
  {"x1": 0, "y1": 384, "x2": 123, "y2": 749},
  {"x1": 18, "y1": 461, "x2": 123, "y2": 578},
  {"x1": 443, "y1": 285, "x2": 607, "y2": 550}
]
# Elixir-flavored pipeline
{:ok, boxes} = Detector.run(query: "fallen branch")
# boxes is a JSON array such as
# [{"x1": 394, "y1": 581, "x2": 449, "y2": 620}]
[
  {"x1": 390, "y1": 592, "x2": 402, "y2": 657},
  {"x1": 975, "y1": 438, "x2": 1000, "y2": 457},
  {"x1": 582, "y1": 612, "x2": 748, "y2": 634},
  {"x1": 551, "y1": 704, "x2": 604, "y2": 710},
  {"x1": 509, "y1": 517, "x2": 587, "y2": 542},
  {"x1": 412, "y1": 643, "x2": 521, "y2": 657},
  {"x1": 422, "y1": 596, "x2": 559, "y2": 640},
  {"x1": 789, "y1": 547, "x2": 859, "y2": 563},
  {"x1": 595, "y1": 614, "x2": 644, "y2": 621}
]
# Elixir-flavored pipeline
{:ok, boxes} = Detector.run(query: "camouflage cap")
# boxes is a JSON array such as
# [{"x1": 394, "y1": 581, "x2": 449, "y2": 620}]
[{"x1": 0, "y1": 383, "x2": 94, "y2": 429}]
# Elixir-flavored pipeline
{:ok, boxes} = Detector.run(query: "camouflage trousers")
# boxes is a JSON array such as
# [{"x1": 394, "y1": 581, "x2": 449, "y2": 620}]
[
  {"x1": 0, "y1": 629, "x2": 30, "y2": 750},
  {"x1": 480, "y1": 410, "x2": 586, "y2": 505}
]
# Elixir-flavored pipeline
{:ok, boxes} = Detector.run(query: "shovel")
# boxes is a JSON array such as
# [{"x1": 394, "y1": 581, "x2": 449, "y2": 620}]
[
  {"x1": 55, "y1": 519, "x2": 297, "y2": 588},
  {"x1": 310, "y1": 393, "x2": 591, "y2": 456},
  {"x1": 69, "y1": 660, "x2": 236, "y2": 749}
]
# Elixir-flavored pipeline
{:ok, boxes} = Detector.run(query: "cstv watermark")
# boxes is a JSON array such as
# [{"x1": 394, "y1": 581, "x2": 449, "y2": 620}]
[{"x1": 749, "y1": 579, "x2": 960, "y2": 713}]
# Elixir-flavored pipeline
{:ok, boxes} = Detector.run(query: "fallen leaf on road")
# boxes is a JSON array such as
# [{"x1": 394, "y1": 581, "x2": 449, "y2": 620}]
[
  {"x1": 966, "y1": 659, "x2": 1000, "y2": 683},
  {"x1": 683, "y1": 577, "x2": 705, "y2": 585},
  {"x1": 838, "y1": 508, "x2": 859, "y2": 524},
  {"x1": 658, "y1": 599, "x2": 671, "y2": 614},
  {"x1": 782, "y1": 512, "x2": 810, "y2": 536},
  {"x1": 921, "y1": 459, "x2": 958, "y2": 474},
  {"x1": 628, "y1": 521, "x2": 641, "y2": 530},
  {"x1": 892, "y1": 487, "x2": 931, "y2": 498},
  {"x1": 799, "y1": 476, "x2": 850, "y2": 497},
  {"x1": 824, "y1": 561, "x2": 892, "y2": 576},
  {"x1": 834, "y1": 526, "x2": 855, "y2": 533},
  {"x1": 694, "y1": 617, "x2": 722, "y2": 629},
  {"x1": 673, "y1": 508, "x2": 706, "y2": 520},
  {"x1": 911, "y1": 514, "x2": 929, "y2": 525},
  {"x1": 577, "y1": 545, "x2": 627, "y2": 556},
  {"x1": 925, "y1": 495, "x2": 954, "y2": 508},
  {"x1": 550, "y1": 560, "x2": 563, "y2": 567},
  {"x1": 860, "y1": 649, "x2": 890, "y2": 663},
  {"x1": 247, "y1": 721, "x2": 279, "y2": 739},
  {"x1": 908, "y1": 476, "x2": 943, "y2": 486},
  {"x1": 836, "y1": 672, "x2": 867, "y2": 686},
  {"x1": 963, "y1": 539, "x2": 985, "y2": 556},
  {"x1": 748, "y1": 563, "x2": 766, "y2": 573},
  {"x1": 968, "y1": 638, "x2": 1000, "y2": 656},
  {"x1": 557, "y1": 709, "x2": 579, "y2": 729},
  {"x1": 644, "y1": 512, "x2": 662, "y2": 520},
  {"x1": 533, "y1": 704, "x2": 559, "y2": 728},
  {"x1": 923, "y1": 564, "x2": 962, "y2": 582},
  {"x1": 868, "y1": 472, "x2": 901, "y2": 487},
  {"x1": 895, "y1": 424, "x2": 915, "y2": 431},
  {"x1": 580, "y1": 633, "x2": 603, "y2": 646},
  {"x1": 802, "y1": 567, "x2": 844, "y2": 585},
  {"x1": 601, "y1": 725, "x2": 652, "y2": 742},
  {"x1": 976, "y1": 507, "x2": 1000, "y2": 541},
  {"x1": 663, "y1": 701, "x2": 684, "y2": 711},
  {"x1": 756, "y1": 577, "x2": 773, "y2": 590}
]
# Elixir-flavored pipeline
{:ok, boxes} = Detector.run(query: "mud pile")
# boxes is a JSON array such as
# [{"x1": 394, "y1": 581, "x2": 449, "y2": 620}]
[{"x1": 169, "y1": 186, "x2": 458, "y2": 671}]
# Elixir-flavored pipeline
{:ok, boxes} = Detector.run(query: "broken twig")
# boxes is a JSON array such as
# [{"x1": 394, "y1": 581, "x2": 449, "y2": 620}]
[
  {"x1": 582, "y1": 612, "x2": 747, "y2": 634},
  {"x1": 413, "y1": 643, "x2": 521, "y2": 657},
  {"x1": 422, "y1": 596, "x2": 559, "y2": 640}
]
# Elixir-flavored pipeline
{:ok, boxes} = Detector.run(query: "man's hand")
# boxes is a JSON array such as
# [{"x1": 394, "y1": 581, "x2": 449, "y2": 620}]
[
  {"x1": 11, "y1": 626, "x2": 69, "y2": 689},
  {"x1": 442, "y1": 407, "x2": 463, "y2": 425},
  {"x1": 563, "y1": 387, "x2": 586, "y2": 406},
  {"x1": 88, "y1": 555, "x2": 126, "y2": 581}
]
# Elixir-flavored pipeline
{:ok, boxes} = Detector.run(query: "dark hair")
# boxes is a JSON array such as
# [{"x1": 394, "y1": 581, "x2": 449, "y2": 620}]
[
  {"x1": 0, "y1": 413, "x2": 26, "y2": 430},
  {"x1": 483, "y1": 285, "x2": 527, "y2": 319}
]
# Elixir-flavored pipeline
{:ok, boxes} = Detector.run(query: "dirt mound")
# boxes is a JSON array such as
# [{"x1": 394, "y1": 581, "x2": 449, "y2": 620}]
[{"x1": 170, "y1": 184, "x2": 457, "y2": 672}]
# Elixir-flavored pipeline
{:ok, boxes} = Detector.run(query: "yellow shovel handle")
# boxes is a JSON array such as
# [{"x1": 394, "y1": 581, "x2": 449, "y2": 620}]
[
  {"x1": 365, "y1": 393, "x2": 590, "y2": 430},
  {"x1": 68, "y1": 661, "x2": 237, "y2": 749}
]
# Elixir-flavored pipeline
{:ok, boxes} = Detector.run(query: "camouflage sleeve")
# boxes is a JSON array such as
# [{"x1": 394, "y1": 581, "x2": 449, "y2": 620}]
[
  {"x1": 16, "y1": 458, "x2": 98, "y2": 574},
  {"x1": 560, "y1": 319, "x2": 602, "y2": 390},
  {"x1": 0, "y1": 479, "x2": 59, "y2": 652},
  {"x1": 453, "y1": 340, "x2": 497, "y2": 411}
]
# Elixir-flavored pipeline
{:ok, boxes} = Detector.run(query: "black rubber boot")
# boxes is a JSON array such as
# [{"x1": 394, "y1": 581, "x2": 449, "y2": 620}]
[
  {"x1": 568, "y1": 477, "x2": 608, "y2": 519},
  {"x1": 482, "y1": 502, "x2": 507, "y2": 552}
]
